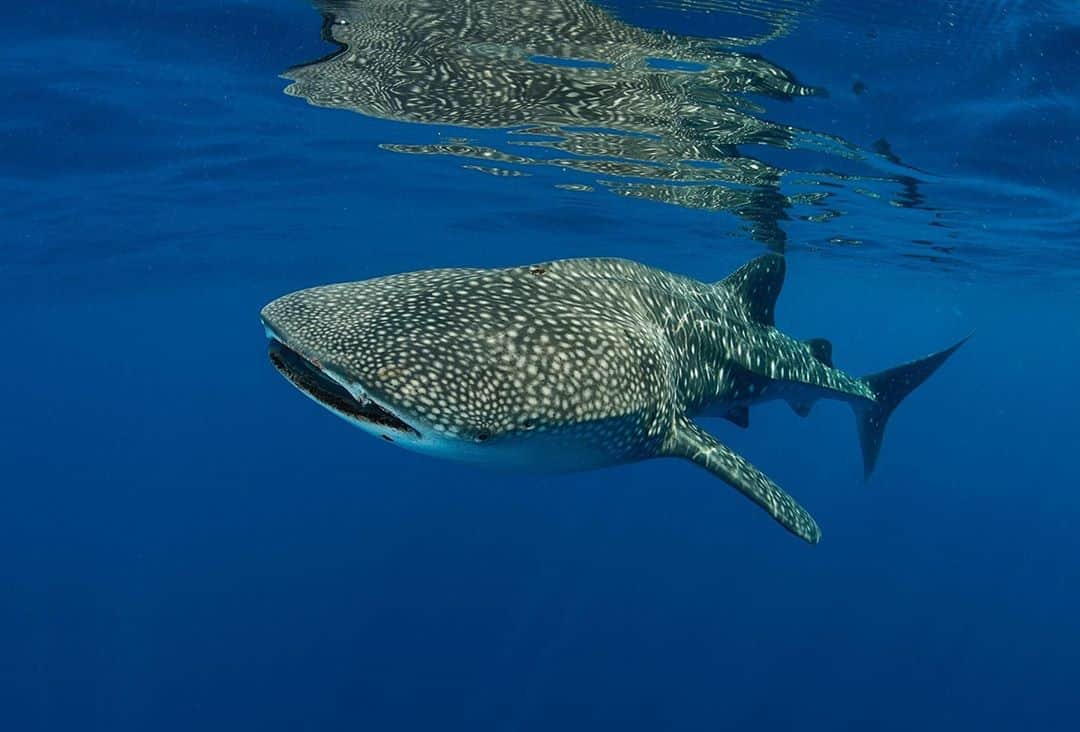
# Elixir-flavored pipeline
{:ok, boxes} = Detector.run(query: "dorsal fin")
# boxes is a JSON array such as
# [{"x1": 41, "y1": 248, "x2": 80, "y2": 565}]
[
  {"x1": 718, "y1": 253, "x2": 786, "y2": 326},
  {"x1": 804, "y1": 338, "x2": 833, "y2": 367}
]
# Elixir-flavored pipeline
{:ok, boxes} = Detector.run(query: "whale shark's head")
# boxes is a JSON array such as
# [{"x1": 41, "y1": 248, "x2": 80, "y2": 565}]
[{"x1": 260, "y1": 270, "x2": 520, "y2": 458}]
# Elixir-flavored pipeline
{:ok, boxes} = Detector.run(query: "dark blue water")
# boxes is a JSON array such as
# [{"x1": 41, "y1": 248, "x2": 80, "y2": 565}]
[{"x1": 3, "y1": 1, "x2": 1078, "y2": 730}]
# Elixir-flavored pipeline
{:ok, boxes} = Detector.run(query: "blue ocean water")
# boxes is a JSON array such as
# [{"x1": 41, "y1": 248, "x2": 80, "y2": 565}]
[{"x1": 2, "y1": 1, "x2": 1078, "y2": 729}]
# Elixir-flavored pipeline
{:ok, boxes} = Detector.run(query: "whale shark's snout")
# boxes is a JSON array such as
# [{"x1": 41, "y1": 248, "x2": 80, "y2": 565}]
[
  {"x1": 259, "y1": 274, "x2": 526, "y2": 462},
  {"x1": 260, "y1": 288, "x2": 423, "y2": 442},
  {"x1": 264, "y1": 336, "x2": 420, "y2": 438}
]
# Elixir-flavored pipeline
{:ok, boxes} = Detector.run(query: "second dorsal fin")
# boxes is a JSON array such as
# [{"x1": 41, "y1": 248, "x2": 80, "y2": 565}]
[{"x1": 719, "y1": 253, "x2": 786, "y2": 326}]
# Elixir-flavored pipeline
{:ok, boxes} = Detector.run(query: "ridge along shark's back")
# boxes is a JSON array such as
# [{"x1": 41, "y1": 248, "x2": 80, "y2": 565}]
[{"x1": 262, "y1": 254, "x2": 968, "y2": 545}]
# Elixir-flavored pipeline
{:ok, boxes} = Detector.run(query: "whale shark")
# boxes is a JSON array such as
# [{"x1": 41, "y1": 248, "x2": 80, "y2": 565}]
[{"x1": 261, "y1": 254, "x2": 966, "y2": 544}]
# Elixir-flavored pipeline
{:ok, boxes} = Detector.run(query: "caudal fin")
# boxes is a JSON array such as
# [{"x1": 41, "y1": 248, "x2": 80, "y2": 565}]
[{"x1": 856, "y1": 335, "x2": 970, "y2": 478}]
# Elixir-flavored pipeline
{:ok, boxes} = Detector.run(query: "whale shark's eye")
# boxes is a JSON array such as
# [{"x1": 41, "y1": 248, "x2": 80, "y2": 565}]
[{"x1": 476, "y1": 431, "x2": 491, "y2": 442}]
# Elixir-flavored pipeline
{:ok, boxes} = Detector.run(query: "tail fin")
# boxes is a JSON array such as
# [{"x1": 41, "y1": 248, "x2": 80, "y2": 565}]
[{"x1": 856, "y1": 335, "x2": 970, "y2": 478}]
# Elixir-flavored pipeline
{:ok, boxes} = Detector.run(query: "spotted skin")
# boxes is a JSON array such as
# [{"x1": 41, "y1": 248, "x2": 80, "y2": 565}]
[{"x1": 261, "y1": 254, "x2": 965, "y2": 544}]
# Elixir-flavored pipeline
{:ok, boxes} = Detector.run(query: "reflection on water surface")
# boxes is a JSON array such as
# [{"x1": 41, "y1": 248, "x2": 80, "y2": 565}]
[{"x1": 282, "y1": 0, "x2": 933, "y2": 253}]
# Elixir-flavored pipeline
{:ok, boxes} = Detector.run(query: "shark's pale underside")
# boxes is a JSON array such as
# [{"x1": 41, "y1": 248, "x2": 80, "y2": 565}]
[{"x1": 261, "y1": 254, "x2": 966, "y2": 543}]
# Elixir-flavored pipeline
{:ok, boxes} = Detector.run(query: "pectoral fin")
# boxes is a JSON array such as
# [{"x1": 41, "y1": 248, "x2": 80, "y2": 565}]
[{"x1": 661, "y1": 417, "x2": 821, "y2": 544}]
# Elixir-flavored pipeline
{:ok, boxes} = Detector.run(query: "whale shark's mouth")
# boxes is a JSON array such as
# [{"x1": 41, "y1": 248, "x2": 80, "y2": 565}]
[{"x1": 266, "y1": 338, "x2": 419, "y2": 437}]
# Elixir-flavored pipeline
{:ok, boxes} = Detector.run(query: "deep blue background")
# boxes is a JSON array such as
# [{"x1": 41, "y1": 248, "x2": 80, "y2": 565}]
[{"x1": 2, "y1": 2, "x2": 1078, "y2": 730}]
